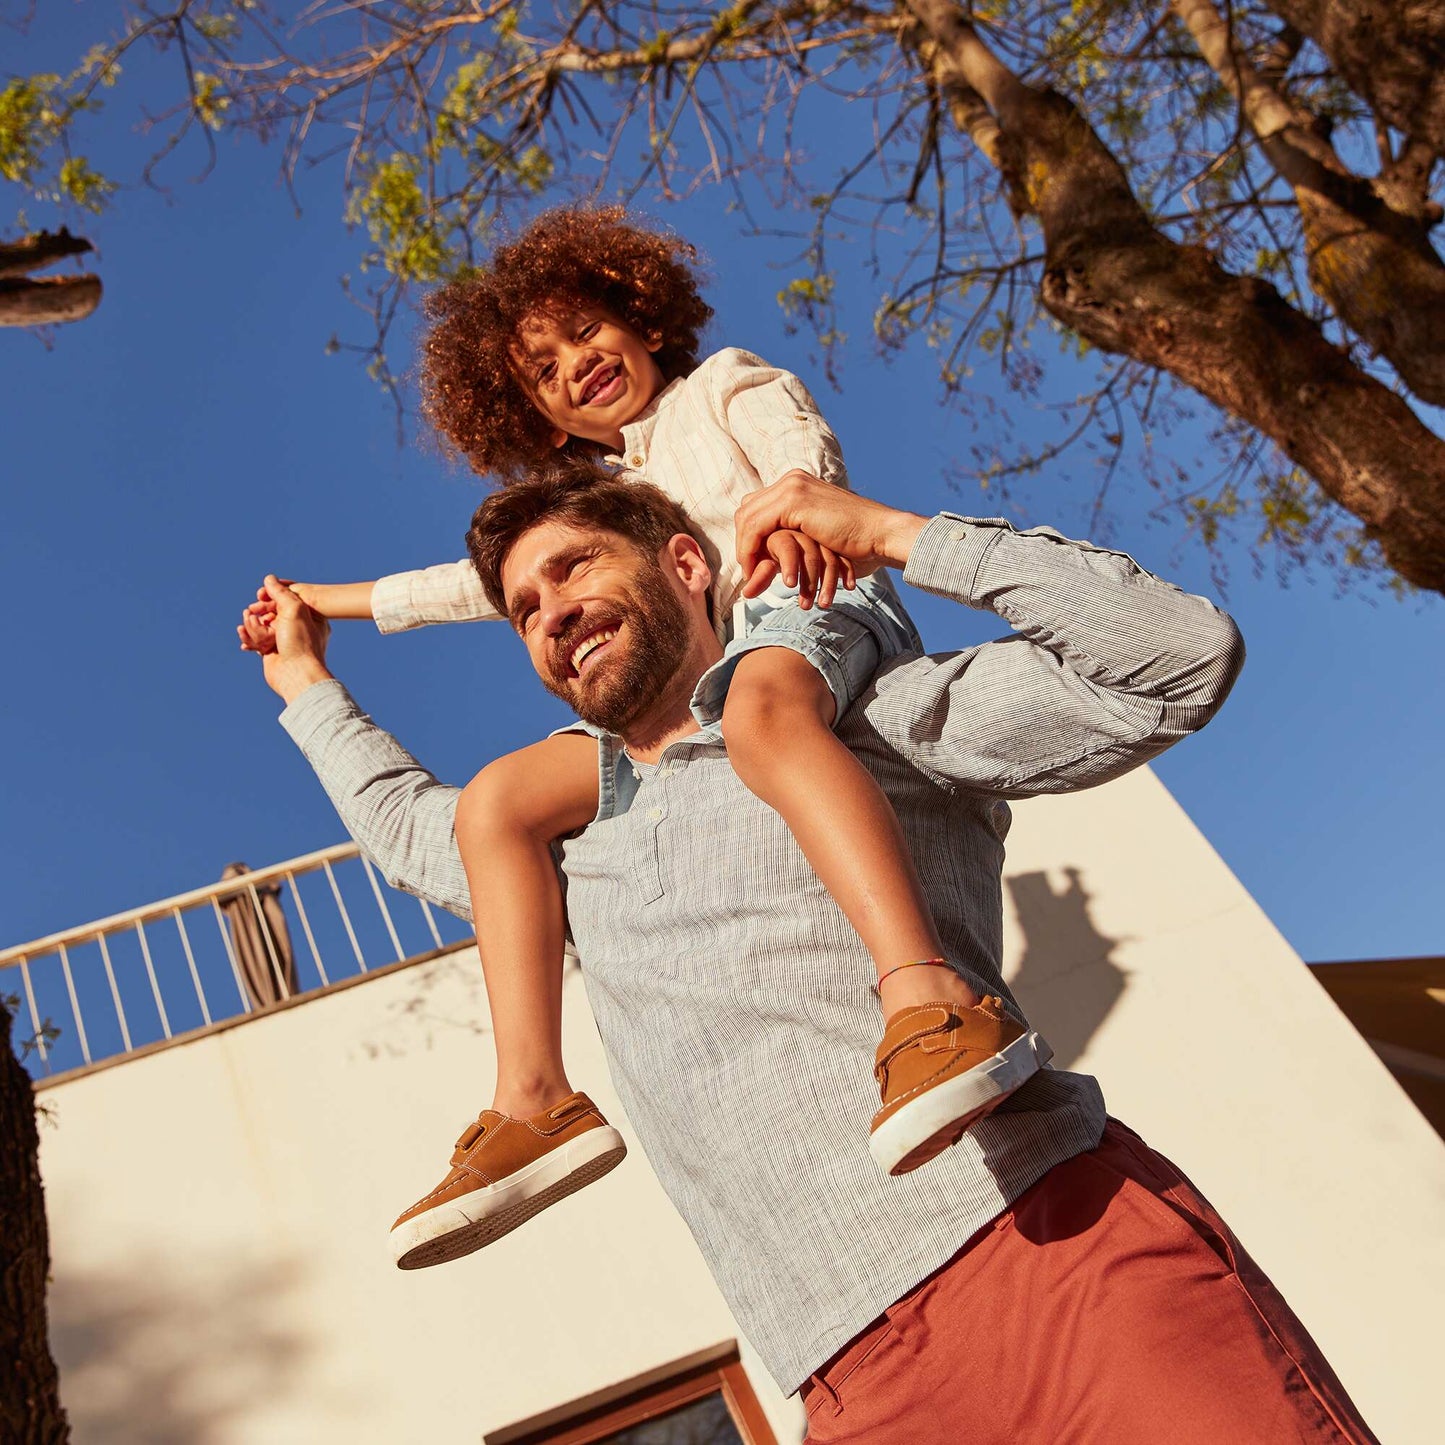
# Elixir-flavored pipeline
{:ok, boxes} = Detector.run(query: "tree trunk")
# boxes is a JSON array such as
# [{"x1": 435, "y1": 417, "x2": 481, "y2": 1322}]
[
  {"x1": 1267, "y1": 0, "x2": 1445, "y2": 157},
  {"x1": 0, "y1": 231, "x2": 102, "y2": 328},
  {"x1": 905, "y1": 0, "x2": 1445, "y2": 593},
  {"x1": 0, "y1": 1001, "x2": 70, "y2": 1444}
]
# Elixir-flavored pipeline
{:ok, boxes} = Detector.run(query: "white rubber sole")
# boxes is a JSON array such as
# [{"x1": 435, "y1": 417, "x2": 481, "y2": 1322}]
[
  {"x1": 869, "y1": 1030, "x2": 1053, "y2": 1177},
  {"x1": 390, "y1": 1125, "x2": 627, "y2": 1270}
]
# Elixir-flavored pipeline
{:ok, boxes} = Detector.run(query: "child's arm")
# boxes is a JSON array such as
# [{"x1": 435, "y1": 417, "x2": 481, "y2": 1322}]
[
  {"x1": 369, "y1": 559, "x2": 501, "y2": 633},
  {"x1": 708, "y1": 348, "x2": 851, "y2": 493},
  {"x1": 286, "y1": 580, "x2": 377, "y2": 619},
  {"x1": 243, "y1": 559, "x2": 501, "y2": 641}
]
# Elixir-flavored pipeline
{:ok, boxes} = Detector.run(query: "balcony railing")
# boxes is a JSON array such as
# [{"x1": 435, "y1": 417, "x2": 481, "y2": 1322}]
[{"x1": 1, "y1": 843, "x2": 474, "y2": 1080}]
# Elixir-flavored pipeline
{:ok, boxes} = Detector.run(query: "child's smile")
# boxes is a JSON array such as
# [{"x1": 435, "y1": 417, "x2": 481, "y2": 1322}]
[
  {"x1": 579, "y1": 364, "x2": 624, "y2": 408},
  {"x1": 515, "y1": 308, "x2": 665, "y2": 451}
]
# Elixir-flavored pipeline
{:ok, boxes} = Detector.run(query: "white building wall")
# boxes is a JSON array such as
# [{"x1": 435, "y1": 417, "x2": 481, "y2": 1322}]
[{"x1": 37, "y1": 766, "x2": 1445, "y2": 1444}]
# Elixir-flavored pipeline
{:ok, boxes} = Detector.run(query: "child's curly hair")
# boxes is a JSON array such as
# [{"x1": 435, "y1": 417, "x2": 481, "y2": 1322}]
[{"x1": 421, "y1": 205, "x2": 713, "y2": 482}]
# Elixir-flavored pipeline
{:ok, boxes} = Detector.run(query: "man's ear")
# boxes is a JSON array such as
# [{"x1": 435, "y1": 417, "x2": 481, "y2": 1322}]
[
  {"x1": 645, "y1": 332, "x2": 663, "y2": 354},
  {"x1": 662, "y1": 533, "x2": 712, "y2": 600},
  {"x1": 549, "y1": 426, "x2": 568, "y2": 449}
]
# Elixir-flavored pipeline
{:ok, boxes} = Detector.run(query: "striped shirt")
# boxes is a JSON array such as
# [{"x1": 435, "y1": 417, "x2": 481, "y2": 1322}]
[
  {"x1": 369, "y1": 348, "x2": 849, "y2": 640},
  {"x1": 281, "y1": 513, "x2": 1244, "y2": 1391}
]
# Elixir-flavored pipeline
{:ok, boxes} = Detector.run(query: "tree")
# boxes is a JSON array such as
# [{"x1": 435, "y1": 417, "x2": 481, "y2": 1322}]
[
  {"x1": 0, "y1": 998, "x2": 70, "y2": 1443},
  {"x1": 0, "y1": 229, "x2": 101, "y2": 326},
  {"x1": 3, "y1": 0, "x2": 1443, "y2": 590}
]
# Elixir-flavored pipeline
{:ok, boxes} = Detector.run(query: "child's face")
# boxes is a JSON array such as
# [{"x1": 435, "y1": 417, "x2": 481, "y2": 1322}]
[{"x1": 513, "y1": 306, "x2": 665, "y2": 452}]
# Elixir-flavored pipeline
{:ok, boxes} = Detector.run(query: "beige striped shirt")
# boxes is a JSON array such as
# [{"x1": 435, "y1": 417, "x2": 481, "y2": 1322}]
[{"x1": 370, "y1": 349, "x2": 849, "y2": 639}]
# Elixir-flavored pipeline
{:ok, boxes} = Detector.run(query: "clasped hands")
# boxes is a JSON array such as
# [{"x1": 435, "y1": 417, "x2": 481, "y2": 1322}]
[
  {"x1": 238, "y1": 472, "x2": 925, "y2": 693},
  {"x1": 736, "y1": 471, "x2": 926, "y2": 604}
]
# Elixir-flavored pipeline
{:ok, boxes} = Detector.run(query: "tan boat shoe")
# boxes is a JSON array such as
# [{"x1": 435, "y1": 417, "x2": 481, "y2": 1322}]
[
  {"x1": 869, "y1": 998, "x2": 1052, "y2": 1176},
  {"x1": 390, "y1": 1091, "x2": 626, "y2": 1270}
]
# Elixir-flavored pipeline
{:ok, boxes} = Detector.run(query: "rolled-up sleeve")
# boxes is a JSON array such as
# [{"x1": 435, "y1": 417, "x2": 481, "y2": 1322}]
[
  {"x1": 863, "y1": 514, "x2": 1244, "y2": 795},
  {"x1": 371, "y1": 559, "x2": 501, "y2": 636},
  {"x1": 712, "y1": 349, "x2": 851, "y2": 490}
]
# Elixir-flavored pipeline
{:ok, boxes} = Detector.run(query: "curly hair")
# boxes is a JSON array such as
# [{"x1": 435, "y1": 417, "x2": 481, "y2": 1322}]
[
  {"x1": 466, "y1": 454, "x2": 707, "y2": 618},
  {"x1": 422, "y1": 206, "x2": 713, "y2": 482}
]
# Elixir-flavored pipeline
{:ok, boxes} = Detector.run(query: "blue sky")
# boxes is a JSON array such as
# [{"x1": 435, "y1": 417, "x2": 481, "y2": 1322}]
[{"x1": 2, "y1": 12, "x2": 1441, "y2": 978}]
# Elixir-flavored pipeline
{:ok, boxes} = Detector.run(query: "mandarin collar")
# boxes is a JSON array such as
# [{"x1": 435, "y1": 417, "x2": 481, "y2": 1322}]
[{"x1": 606, "y1": 375, "x2": 685, "y2": 467}]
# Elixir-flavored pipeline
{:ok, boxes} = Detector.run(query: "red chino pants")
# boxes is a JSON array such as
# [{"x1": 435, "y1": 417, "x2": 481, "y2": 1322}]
[{"x1": 801, "y1": 1121, "x2": 1376, "y2": 1443}]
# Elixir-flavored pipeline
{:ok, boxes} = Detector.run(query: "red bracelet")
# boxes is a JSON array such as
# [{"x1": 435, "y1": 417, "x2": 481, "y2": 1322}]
[{"x1": 875, "y1": 957, "x2": 948, "y2": 991}]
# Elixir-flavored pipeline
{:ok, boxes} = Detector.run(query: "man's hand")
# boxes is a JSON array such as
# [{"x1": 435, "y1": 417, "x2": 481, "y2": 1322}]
[
  {"x1": 237, "y1": 575, "x2": 334, "y2": 705},
  {"x1": 736, "y1": 472, "x2": 928, "y2": 597}
]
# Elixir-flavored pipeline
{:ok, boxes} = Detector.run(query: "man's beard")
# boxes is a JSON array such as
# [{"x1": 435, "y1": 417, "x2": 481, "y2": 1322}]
[{"x1": 541, "y1": 564, "x2": 694, "y2": 736}]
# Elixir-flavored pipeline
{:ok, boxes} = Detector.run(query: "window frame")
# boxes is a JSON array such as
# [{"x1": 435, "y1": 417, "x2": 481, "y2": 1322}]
[{"x1": 483, "y1": 1340, "x2": 779, "y2": 1445}]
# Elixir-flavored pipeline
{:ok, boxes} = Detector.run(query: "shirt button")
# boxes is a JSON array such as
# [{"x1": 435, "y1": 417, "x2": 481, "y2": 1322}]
[
  {"x1": 647, "y1": 807, "x2": 663, "y2": 821},
  {"x1": 630, "y1": 454, "x2": 644, "y2": 467},
  {"x1": 950, "y1": 527, "x2": 968, "y2": 542}
]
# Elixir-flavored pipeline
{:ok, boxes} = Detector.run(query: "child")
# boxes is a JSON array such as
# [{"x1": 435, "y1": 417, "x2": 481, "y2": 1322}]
[{"x1": 248, "y1": 206, "x2": 1048, "y2": 1269}]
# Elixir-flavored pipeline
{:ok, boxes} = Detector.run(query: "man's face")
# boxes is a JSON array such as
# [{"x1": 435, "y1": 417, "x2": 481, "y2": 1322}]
[
  {"x1": 500, "y1": 520, "x2": 699, "y2": 736},
  {"x1": 512, "y1": 307, "x2": 666, "y2": 451}
]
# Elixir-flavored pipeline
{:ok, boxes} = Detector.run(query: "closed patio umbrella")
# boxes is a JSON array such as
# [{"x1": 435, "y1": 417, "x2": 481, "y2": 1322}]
[{"x1": 217, "y1": 862, "x2": 297, "y2": 1009}]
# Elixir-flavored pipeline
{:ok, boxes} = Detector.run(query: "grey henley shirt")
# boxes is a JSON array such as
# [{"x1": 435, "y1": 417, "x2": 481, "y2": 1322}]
[{"x1": 279, "y1": 513, "x2": 1244, "y2": 1392}]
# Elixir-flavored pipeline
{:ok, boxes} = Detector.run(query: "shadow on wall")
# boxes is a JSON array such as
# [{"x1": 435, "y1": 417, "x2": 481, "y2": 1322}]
[
  {"x1": 353, "y1": 947, "x2": 494, "y2": 1064},
  {"x1": 49, "y1": 1253, "x2": 313, "y2": 1444},
  {"x1": 351, "y1": 949, "x2": 582, "y2": 1065},
  {"x1": 1006, "y1": 867, "x2": 1129, "y2": 1072}
]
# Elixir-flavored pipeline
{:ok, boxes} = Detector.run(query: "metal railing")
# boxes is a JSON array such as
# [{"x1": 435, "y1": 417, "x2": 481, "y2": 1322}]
[{"x1": 1, "y1": 843, "x2": 474, "y2": 1079}]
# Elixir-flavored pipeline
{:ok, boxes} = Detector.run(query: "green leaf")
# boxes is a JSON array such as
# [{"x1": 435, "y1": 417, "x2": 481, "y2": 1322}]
[{"x1": 57, "y1": 155, "x2": 114, "y2": 213}]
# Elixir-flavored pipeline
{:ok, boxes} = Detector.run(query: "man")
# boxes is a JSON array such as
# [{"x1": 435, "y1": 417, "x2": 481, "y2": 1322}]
[{"x1": 250, "y1": 465, "x2": 1373, "y2": 1442}]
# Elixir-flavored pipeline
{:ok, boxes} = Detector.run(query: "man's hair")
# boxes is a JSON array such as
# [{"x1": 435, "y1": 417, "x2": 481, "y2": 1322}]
[
  {"x1": 466, "y1": 455, "x2": 708, "y2": 619},
  {"x1": 423, "y1": 205, "x2": 713, "y2": 482}
]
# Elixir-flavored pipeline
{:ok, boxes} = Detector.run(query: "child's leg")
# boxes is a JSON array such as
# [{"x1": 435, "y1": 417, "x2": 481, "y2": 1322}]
[
  {"x1": 723, "y1": 646, "x2": 1050, "y2": 1176},
  {"x1": 390, "y1": 731, "x2": 624, "y2": 1270},
  {"x1": 453, "y1": 731, "x2": 600, "y2": 1116},
  {"x1": 721, "y1": 648, "x2": 980, "y2": 1021}
]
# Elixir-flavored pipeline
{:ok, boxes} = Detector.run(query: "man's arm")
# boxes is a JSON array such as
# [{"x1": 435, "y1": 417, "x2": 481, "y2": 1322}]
[
  {"x1": 281, "y1": 681, "x2": 473, "y2": 919},
  {"x1": 736, "y1": 476, "x2": 1245, "y2": 795},
  {"x1": 883, "y1": 513, "x2": 1243, "y2": 794},
  {"x1": 248, "y1": 576, "x2": 473, "y2": 918}
]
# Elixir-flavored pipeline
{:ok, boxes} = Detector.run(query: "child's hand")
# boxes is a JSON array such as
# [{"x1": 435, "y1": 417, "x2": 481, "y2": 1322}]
[
  {"x1": 238, "y1": 578, "x2": 374, "y2": 652},
  {"x1": 237, "y1": 576, "x2": 336, "y2": 704},
  {"x1": 742, "y1": 529, "x2": 856, "y2": 610},
  {"x1": 737, "y1": 471, "x2": 928, "y2": 580},
  {"x1": 238, "y1": 581, "x2": 280, "y2": 654}
]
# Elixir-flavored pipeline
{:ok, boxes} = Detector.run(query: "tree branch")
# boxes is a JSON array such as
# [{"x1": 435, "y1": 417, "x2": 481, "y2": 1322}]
[
  {"x1": 902, "y1": 0, "x2": 1445, "y2": 591},
  {"x1": 0, "y1": 230, "x2": 101, "y2": 327},
  {"x1": 1172, "y1": 0, "x2": 1445, "y2": 406}
]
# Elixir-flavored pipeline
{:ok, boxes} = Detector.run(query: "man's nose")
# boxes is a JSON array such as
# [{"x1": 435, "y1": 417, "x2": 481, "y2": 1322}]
[{"x1": 540, "y1": 590, "x2": 584, "y2": 639}]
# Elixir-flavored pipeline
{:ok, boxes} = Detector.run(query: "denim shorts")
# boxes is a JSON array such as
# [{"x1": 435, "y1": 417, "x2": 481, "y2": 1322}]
[{"x1": 690, "y1": 569, "x2": 923, "y2": 728}]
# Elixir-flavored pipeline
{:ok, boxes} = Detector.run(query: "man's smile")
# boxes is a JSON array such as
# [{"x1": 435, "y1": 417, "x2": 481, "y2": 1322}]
[{"x1": 569, "y1": 623, "x2": 619, "y2": 677}]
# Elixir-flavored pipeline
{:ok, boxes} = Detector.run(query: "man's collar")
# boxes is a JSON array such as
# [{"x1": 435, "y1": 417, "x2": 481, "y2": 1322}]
[{"x1": 549, "y1": 715, "x2": 724, "y2": 823}]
